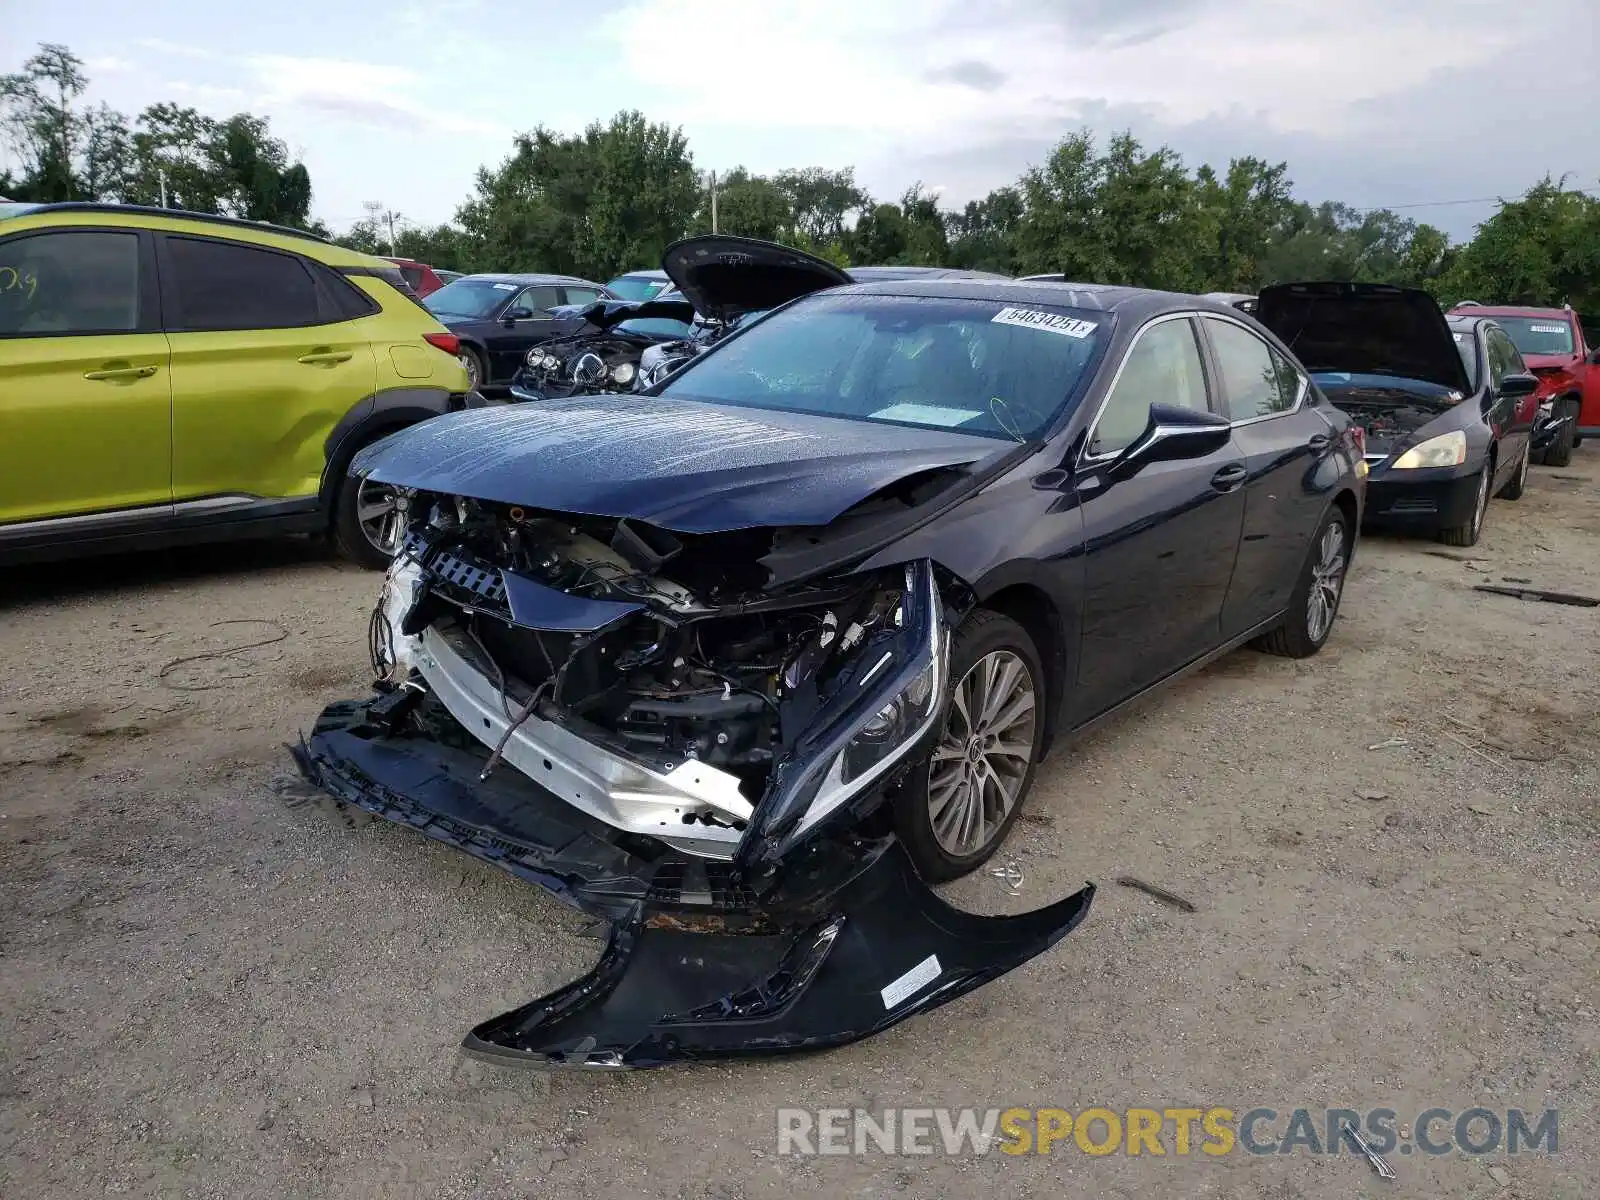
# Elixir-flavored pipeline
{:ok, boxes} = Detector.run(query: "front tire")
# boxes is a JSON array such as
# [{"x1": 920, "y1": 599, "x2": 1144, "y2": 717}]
[
  {"x1": 333, "y1": 473, "x2": 405, "y2": 569},
  {"x1": 1254, "y1": 507, "x2": 1350, "y2": 659},
  {"x1": 1438, "y1": 463, "x2": 1490, "y2": 547},
  {"x1": 893, "y1": 610, "x2": 1045, "y2": 883},
  {"x1": 1498, "y1": 440, "x2": 1530, "y2": 500},
  {"x1": 1540, "y1": 400, "x2": 1576, "y2": 467}
]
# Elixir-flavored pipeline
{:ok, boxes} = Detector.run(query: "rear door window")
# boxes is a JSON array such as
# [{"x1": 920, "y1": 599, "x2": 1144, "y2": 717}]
[
  {"x1": 0, "y1": 230, "x2": 141, "y2": 336},
  {"x1": 163, "y1": 236, "x2": 324, "y2": 331},
  {"x1": 397, "y1": 264, "x2": 427, "y2": 291},
  {"x1": 513, "y1": 284, "x2": 561, "y2": 316},
  {"x1": 562, "y1": 286, "x2": 603, "y2": 308},
  {"x1": 1204, "y1": 318, "x2": 1300, "y2": 420}
]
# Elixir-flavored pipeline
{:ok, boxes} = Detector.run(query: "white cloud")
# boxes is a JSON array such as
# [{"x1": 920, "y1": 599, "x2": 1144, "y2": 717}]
[
  {"x1": 84, "y1": 54, "x2": 135, "y2": 74},
  {"x1": 601, "y1": 0, "x2": 1552, "y2": 142}
]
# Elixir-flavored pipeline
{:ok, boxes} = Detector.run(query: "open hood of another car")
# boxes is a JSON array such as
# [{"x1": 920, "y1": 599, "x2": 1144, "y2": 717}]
[
  {"x1": 1256, "y1": 281, "x2": 1472, "y2": 395},
  {"x1": 661, "y1": 235, "x2": 851, "y2": 321}
]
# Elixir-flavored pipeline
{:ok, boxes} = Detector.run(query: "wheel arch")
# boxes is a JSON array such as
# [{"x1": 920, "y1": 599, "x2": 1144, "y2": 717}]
[
  {"x1": 319, "y1": 387, "x2": 458, "y2": 519},
  {"x1": 1330, "y1": 486, "x2": 1360, "y2": 563},
  {"x1": 973, "y1": 579, "x2": 1072, "y2": 756}
]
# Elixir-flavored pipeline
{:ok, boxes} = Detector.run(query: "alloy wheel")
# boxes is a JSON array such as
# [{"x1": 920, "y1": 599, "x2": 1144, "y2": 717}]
[
  {"x1": 459, "y1": 351, "x2": 481, "y2": 388},
  {"x1": 927, "y1": 649, "x2": 1037, "y2": 857},
  {"x1": 1305, "y1": 520, "x2": 1347, "y2": 643},
  {"x1": 355, "y1": 479, "x2": 404, "y2": 557}
]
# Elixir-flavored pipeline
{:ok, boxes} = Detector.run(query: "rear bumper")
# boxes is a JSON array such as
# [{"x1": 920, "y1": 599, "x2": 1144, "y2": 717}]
[
  {"x1": 292, "y1": 692, "x2": 1094, "y2": 1067},
  {"x1": 1361, "y1": 463, "x2": 1481, "y2": 529}
]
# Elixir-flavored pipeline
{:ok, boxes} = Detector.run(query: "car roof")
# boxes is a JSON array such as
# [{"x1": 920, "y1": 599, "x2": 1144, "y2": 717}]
[
  {"x1": 454, "y1": 272, "x2": 603, "y2": 286},
  {"x1": 846, "y1": 265, "x2": 1011, "y2": 281},
  {"x1": 6, "y1": 200, "x2": 331, "y2": 244},
  {"x1": 1450, "y1": 303, "x2": 1572, "y2": 319},
  {"x1": 829, "y1": 276, "x2": 1242, "y2": 319}
]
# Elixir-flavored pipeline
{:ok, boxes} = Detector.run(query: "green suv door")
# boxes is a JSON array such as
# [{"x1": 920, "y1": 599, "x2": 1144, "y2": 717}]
[{"x1": 0, "y1": 227, "x2": 173, "y2": 524}]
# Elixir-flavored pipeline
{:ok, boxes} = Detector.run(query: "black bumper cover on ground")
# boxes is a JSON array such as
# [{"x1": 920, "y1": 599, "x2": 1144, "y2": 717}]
[{"x1": 292, "y1": 697, "x2": 1094, "y2": 1068}]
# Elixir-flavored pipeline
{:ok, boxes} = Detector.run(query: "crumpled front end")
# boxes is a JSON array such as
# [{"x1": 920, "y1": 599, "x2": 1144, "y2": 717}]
[{"x1": 292, "y1": 487, "x2": 1094, "y2": 1067}]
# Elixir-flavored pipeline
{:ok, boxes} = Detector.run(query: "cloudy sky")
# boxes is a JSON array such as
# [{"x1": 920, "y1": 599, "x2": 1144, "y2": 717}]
[{"x1": 5, "y1": 0, "x2": 1596, "y2": 241}]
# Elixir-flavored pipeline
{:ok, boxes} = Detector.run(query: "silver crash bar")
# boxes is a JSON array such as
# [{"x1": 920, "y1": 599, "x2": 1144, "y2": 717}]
[{"x1": 412, "y1": 623, "x2": 750, "y2": 859}]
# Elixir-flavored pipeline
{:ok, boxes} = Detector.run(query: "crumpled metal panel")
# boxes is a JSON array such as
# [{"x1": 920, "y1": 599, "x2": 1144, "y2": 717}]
[{"x1": 349, "y1": 398, "x2": 997, "y2": 533}]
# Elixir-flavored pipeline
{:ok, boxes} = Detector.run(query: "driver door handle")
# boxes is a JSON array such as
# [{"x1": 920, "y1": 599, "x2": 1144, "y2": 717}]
[
  {"x1": 83, "y1": 364, "x2": 158, "y2": 381},
  {"x1": 297, "y1": 350, "x2": 354, "y2": 366},
  {"x1": 1210, "y1": 463, "x2": 1247, "y2": 491}
]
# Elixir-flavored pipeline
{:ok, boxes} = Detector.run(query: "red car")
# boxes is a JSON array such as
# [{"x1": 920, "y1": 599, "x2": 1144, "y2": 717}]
[
  {"x1": 1450, "y1": 303, "x2": 1598, "y2": 466},
  {"x1": 383, "y1": 256, "x2": 447, "y2": 299}
]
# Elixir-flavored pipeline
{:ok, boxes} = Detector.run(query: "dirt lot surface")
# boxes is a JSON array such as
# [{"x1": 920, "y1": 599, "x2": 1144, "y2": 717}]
[{"x1": 3, "y1": 456, "x2": 1597, "y2": 1200}]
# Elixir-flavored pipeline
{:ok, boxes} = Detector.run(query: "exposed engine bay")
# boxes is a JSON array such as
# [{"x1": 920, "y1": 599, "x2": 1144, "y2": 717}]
[
  {"x1": 520, "y1": 326, "x2": 711, "y2": 398},
  {"x1": 372, "y1": 491, "x2": 948, "y2": 859},
  {"x1": 1319, "y1": 380, "x2": 1459, "y2": 454},
  {"x1": 517, "y1": 299, "x2": 728, "y2": 399}
]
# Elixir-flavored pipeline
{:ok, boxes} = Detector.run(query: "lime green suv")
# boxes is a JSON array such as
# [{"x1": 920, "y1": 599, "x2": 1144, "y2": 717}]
[{"x1": 0, "y1": 202, "x2": 476, "y2": 568}]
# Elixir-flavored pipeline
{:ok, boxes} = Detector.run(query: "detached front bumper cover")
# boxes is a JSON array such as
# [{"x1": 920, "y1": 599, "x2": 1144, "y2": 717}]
[{"x1": 293, "y1": 696, "x2": 1094, "y2": 1068}]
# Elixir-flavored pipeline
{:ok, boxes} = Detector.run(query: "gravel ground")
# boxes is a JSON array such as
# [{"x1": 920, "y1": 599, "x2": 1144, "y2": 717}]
[{"x1": 2, "y1": 454, "x2": 1597, "y2": 1200}]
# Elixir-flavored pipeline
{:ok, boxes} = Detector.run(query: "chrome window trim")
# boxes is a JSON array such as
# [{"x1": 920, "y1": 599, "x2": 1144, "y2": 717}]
[
  {"x1": 1078, "y1": 310, "x2": 1213, "y2": 466},
  {"x1": 1198, "y1": 311, "x2": 1308, "y2": 427}
]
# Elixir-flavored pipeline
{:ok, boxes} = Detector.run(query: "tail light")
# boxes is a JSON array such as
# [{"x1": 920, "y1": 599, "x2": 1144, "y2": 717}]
[
  {"x1": 1350, "y1": 425, "x2": 1366, "y2": 458},
  {"x1": 423, "y1": 332, "x2": 460, "y2": 357}
]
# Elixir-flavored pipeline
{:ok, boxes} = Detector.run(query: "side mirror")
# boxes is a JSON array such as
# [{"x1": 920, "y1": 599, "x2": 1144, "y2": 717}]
[
  {"x1": 1499, "y1": 373, "x2": 1538, "y2": 399},
  {"x1": 504, "y1": 306, "x2": 534, "y2": 323},
  {"x1": 1109, "y1": 404, "x2": 1232, "y2": 478}
]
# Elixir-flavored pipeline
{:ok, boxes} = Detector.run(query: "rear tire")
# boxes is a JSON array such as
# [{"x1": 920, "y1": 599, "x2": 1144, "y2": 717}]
[
  {"x1": 1254, "y1": 506, "x2": 1350, "y2": 659},
  {"x1": 892, "y1": 610, "x2": 1045, "y2": 883},
  {"x1": 459, "y1": 346, "x2": 486, "y2": 392},
  {"x1": 1438, "y1": 463, "x2": 1490, "y2": 547},
  {"x1": 1498, "y1": 441, "x2": 1530, "y2": 500}
]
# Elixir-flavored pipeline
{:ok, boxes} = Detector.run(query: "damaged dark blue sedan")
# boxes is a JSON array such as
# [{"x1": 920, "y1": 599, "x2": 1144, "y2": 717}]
[{"x1": 294, "y1": 262, "x2": 1365, "y2": 1068}]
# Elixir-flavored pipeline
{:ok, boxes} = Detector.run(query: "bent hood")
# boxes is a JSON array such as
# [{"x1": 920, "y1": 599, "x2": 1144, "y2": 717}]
[
  {"x1": 661, "y1": 235, "x2": 851, "y2": 321},
  {"x1": 1257, "y1": 281, "x2": 1471, "y2": 395},
  {"x1": 350, "y1": 397, "x2": 1002, "y2": 533}
]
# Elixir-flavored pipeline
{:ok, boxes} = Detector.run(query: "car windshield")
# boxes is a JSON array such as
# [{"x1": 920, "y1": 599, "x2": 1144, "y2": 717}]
[
  {"x1": 607, "y1": 274, "x2": 669, "y2": 302},
  {"x1": 1452, "y1": 329, "x2": 1480, "y2": 388},
  {"x1": 424, "y1": 278, "x2": 516, "y2": 319},
  {"x1": 1492, "y1": 316, "x2": 1575, "y2": 356},
  {"x1": 657, "y1": 293, "x2": 1109, "y2": 441}
]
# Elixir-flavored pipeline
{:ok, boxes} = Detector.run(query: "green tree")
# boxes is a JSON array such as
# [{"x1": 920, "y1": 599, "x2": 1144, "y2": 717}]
[
  {"x1": 695, "y1": 167, "x2": 793, "y2": 241},
  {"x1": 0, "y1": 43, "x2": 90, "y2": 201},
  {"x1": 1436, "y1": 179, "x2": 1600, "y2": 311},
  {"x1": 459, "y1": 110, "x2": 697, "y2": 279},
  {"x1": 773, "y1": 166, "x2": 867, "y2": 245},
  {"x1": 946, "y1": 186, "x2": 1022, "y2": 274}
]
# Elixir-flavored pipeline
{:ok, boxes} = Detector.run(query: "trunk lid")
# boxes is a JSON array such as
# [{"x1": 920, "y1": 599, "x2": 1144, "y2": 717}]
[
  {"x1": 660, "y1": 235, "x2": 851, "y2": 322},
  {"x1": 1256, "y1": 281, "x2": 1472, "y2": 395}
]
